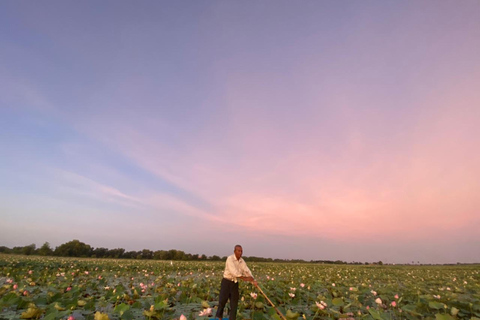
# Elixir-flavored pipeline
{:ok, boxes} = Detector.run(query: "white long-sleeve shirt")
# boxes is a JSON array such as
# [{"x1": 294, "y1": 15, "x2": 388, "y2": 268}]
[{"x1": 223, "y1": 254, "x2": 253, "y2": 282}]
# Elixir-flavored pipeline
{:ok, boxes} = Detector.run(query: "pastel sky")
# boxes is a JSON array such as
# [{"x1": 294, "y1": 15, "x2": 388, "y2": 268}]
[{"x1": 1, "y1": 1, "x2": 479, "y2": 264}]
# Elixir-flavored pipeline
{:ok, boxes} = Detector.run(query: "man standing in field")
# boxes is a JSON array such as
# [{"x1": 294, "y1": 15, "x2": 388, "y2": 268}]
[{"x1": 216, "y1": 245, "x2": 257, "y2": 320}]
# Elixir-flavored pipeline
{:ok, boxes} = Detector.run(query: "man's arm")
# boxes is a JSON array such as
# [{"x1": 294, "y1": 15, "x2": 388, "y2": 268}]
[
  {"x1": 239, "y1": 263, "x2": 257, "y2": 285},
  {"x1": 238, "y1": 275, "x2": 257, "y2": 286}
]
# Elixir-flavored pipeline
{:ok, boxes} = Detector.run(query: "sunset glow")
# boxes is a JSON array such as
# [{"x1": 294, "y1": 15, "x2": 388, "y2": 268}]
[{"x1": 1, "y1": 1, "x2": 479, "y2": 263}]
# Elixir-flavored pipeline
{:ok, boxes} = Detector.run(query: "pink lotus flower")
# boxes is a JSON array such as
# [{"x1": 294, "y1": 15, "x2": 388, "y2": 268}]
[
  {"x1": 300, "y1": 283, "x2": 305, "y2": 288},
  {"x1": 28, "y1": 270, "x2": 33, "y2": 275},
  {"x1": 68, "y1": 316, "x2": 75, "y2": 320},
  {"x1": 391, "y1": 301, "x2": 397, "y2": 307},
  {"x1": 13, "y1": 284, "x2": 18, "y2": 290},
  {"x1": 395, "y1": 294, "x2": 399, "y2": 299},
  {"x1": 180, "y1": 315, "x2": 187, "y2": 320},
  {"x1": 250, "y1": 292, "x2": 258, "y2": 299},
  {"x1": 23, "y1": 290, "x2": 29, "y2": 296},
  {"x1": 66, "y1": 287, "x2": 72, "y2": 291},
  {"x1": 289, "y1": 293, "x2": 295, "y2": 298},
  {"x1": 199, "y1": 308, "x2": 212, "y2": 317},
  {"x1": 316, "y1": 301, "x2": 327, "y2": 310},
  {"x1": 375, "y1": 298, "x2": 382, "y2": 305},
  {"x1": 332, "y1": 283, "x2": 335, "y2": 287},
  {"x1": 85, "y1": 271, "x2": 89, "y2": 275}
]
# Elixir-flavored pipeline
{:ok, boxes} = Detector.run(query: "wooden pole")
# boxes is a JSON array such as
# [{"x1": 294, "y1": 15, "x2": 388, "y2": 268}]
[{"x1": 254, "y1": 284, "x2": 287, "y2": 320}]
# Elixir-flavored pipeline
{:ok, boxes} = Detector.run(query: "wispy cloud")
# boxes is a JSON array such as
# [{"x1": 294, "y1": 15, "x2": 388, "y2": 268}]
[{"x1": 55, "y1": 170, "x2": 145, "y2": 209}]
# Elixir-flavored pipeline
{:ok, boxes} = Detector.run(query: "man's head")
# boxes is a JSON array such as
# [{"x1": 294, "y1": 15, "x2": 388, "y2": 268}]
[{"x1": 234, "y1": 245, "x2": 243, "y2": 260}]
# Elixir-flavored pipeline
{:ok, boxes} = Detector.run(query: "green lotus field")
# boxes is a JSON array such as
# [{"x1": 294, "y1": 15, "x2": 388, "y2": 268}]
[{"x1": 0, "y1": 254, "x2": 479, "y2": 320}]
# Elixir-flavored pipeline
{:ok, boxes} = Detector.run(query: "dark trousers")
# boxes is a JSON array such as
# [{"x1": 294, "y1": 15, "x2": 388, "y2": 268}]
[{"x1": 216, "y1": 278, "x2": 239, "y2": 320}]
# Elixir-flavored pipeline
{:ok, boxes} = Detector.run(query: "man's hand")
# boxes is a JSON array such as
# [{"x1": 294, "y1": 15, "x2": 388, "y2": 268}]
[
  {"x1": 245, "y1": 277, "x2": 258, "y2": 286},
  {"x1": 240, "y1": 276, "x2": 257, "y2": 285}
]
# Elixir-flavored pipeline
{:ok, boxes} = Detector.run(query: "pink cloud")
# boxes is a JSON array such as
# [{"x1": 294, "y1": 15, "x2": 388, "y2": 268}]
[
  {"x1": 66, "y1": 57, "x2": 480, "y2": 248},
  {"x1": 73, "y1": 102, "x2": 480, "y2": 244}
]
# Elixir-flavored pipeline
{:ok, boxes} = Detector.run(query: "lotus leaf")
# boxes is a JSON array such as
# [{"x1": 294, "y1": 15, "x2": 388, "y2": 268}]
[
  {"x1": 332, "y1": 297, "x2": 344, "y2": 307},
  {"x1": 368, "y1": 308, "x2": 382, "y2": 320},
  {"x1": 430, "y1": 301, "x2": 446, "y2": 309},
  {"x1": 286, "y1": 309, "x2": 299, "y2": 320},
  {"x1": 1, "y1": 255, "x2": 479, "y2": 320},
  {"x1": 20, "y1": 305, "x2": 44, "y2": 319},
  {"x1": 54, "y1": 302, "x2": 65, "y2": 311},
  {"x1": 94, "y1": 311, "x2": 111, "y2": 320},
  {"x1": 435, "y1": 314, "x2": 455, "y2": 320}
]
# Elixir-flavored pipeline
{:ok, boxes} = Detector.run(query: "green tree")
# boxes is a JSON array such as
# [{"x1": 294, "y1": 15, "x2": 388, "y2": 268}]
[
  {"x1": 173, "y1": 250, "x2": 186, "y2": 260},
  {"x1": 0, "y1": 246, "x2": 12, "y2": 253},
  {"x1": 12, "y1": 246, "x2": 24, "y2": 254},
  {"x1": 22, "y1": 244, "x2": 36, "y2": 256},
  {"x1": 92, "y1": 247, "x2": 109, "y2": 258},
  {"x1": 153, "y1": 250, "x2": 165, "y2": 260},
  {"x1": 123, "y1": 251, "x2": 138, "y2": 259},
  {"x1": 141, "y1": 249, "x2": 153, "y2": 259},
  {"x1": 54, "y1": 240, "x2": 92, "y2": 257},
  {"x1": 107, "y1": 248, "x2": 125, "y2": 258},
  {"x1": 167, "y1": 249, "x2": 177, "y2": 260},
  {"x1": 38, "y1": 242, "x2": 53, "y2": 256}
]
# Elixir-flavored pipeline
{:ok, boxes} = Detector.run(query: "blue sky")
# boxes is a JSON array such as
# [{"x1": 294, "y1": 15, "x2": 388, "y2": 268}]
[{"x1": 1, "y1": 1, "x2": 480, "y2": 264}]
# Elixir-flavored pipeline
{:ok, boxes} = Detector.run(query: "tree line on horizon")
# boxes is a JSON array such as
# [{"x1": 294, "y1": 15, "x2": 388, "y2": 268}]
[{"x1": 0, "y1": 239, "x2": 361, "y2": 264}]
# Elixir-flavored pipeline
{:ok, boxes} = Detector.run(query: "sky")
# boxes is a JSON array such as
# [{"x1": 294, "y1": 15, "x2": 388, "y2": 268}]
[{"x1": 1, "y1": 1, "x2": 479, "y2": 264}]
